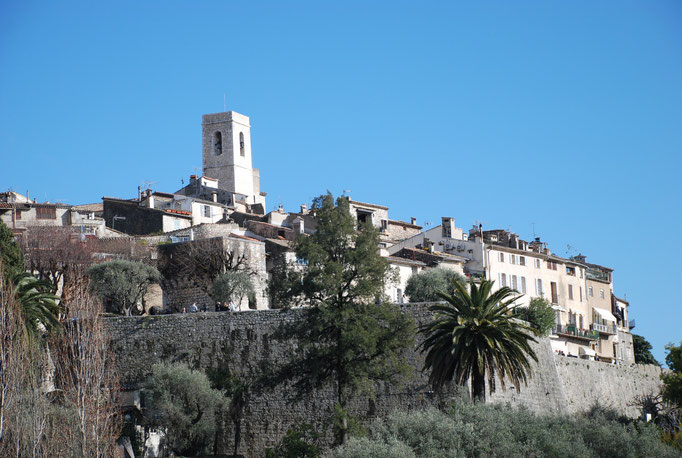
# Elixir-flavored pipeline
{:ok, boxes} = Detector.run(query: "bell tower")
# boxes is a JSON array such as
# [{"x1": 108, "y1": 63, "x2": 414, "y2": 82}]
[{"x1": 201, "y1": 111, "x2": 264, "y2": 206}]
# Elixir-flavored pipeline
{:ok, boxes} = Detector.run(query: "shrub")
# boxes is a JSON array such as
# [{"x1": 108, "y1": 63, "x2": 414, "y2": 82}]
[
  {"x1": 266, "y1": 423, "x2": 321, "y2": 458},
  {"x1": 330, "y1": 401, "x2": 681, "y2": 458}
]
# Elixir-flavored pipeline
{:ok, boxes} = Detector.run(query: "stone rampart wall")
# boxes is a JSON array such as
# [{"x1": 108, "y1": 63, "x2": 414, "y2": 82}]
[{"x1": 105, "y1": 305, "x2": 661, "y2": 456}]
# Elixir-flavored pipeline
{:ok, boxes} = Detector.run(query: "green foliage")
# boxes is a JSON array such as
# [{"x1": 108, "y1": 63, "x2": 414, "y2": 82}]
[
  {"x1": 266, "y1": 193, "x2": 416, "y2": 444},
  {"x1": 662, "y1": 342, "x2": 682, "y2": 409},
  {"x1": 143, "y1": 362, "x2": 225, "y2": 457},
  {"x1": 404, "y1": 268, "x2": 464, "y2": 302},
  {"x1": 0, "y1": 220, "x2": 25, "y2": 278},
  {"x1": 265, "y1": 423, "x2": 321, "y2": 458},
  {"x1": 12, "y1": 271, "x2": 61, "y2": 339},
  {"x1": 212, "y1": 270, "x2": 255, "y2": 306},
  {"x1": 331, "y1": 402, "x2": 681, "y2": 458},
  {"x1": 633, "y1": 333, "x2": 660, "y2": 366},
  {"x1": 515, "y1": 297, "x2": 555, "y2": 337},
  {"x1": 420, "y1": 279, "x2": 538, "y2": 401},
  {"x1": 88, "y1": 259, "x2": 161, "y2": 316}
]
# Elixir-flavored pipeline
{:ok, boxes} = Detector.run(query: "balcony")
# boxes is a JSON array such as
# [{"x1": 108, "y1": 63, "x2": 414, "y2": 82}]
[
  {"x1": 590, "y1": 323, "x2": 617, "y2": 335},
  {"x1": 586, "y1": 268, "x2": 609, "y2": 282},
  {"x1": 554, "y1": 324, "x2": 599, "y2": 341}
]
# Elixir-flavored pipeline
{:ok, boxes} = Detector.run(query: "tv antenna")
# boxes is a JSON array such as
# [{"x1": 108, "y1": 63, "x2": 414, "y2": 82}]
[
  {"x1": 342, "y1": 189, "x2": 352, "y2": 197},
  {"x1": 140, "y1": 180, "x2": 157, "y2": 190}
]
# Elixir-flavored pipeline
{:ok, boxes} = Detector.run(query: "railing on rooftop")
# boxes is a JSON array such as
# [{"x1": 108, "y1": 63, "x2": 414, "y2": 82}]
[{"x1": 586, "y1": 268, "x2": 609, "y2": 282}]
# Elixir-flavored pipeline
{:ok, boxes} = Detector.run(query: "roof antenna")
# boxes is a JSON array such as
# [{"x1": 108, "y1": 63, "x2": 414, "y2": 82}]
[
  {"x1": 532, "y1": 222, "x2": 536, "y2": 239},
  {"x1": 223, "y1": 93, "x2": 226, "y2": 112}
]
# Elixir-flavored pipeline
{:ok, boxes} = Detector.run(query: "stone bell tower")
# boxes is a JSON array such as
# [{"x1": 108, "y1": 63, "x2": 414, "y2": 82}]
[{"x1": 201, "y1": 111, "x2": 264, "y2": 207}]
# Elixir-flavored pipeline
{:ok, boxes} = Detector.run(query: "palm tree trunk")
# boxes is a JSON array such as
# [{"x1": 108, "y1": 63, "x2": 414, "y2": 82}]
[{"x1": 472, "y1": 369, "x2": 486, "y2": 402}]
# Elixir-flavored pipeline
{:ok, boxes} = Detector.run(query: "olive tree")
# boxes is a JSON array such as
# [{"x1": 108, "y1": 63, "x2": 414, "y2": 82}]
[
  {"x1": 405, "y1": 268, "x2": 464, "y2": 302},
  {"x1": 212, "y1": 270, "x2": 255, "y2": 310},
  {"x1": 88, "y1": 260, "x2": 161, "y2": 316},
  {"x1": 144, "y1": 362, "x2": 224, "y2": 457}
]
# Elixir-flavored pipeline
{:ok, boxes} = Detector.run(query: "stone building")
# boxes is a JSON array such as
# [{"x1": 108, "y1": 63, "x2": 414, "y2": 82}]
[{"x1": 201, "y1": 111, "x2": 266, "y2": 211}]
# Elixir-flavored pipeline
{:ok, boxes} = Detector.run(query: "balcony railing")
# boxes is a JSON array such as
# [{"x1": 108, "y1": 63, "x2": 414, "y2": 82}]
[
  {"x1": 586, "y1": 268, "x2": 609, "y2": 282},
  {"x1": 553, "y1": 324, "x2": 599, "y2": 340},
  {"x1": 590, "y1": 323, "x2": 617, "y2": 335}
]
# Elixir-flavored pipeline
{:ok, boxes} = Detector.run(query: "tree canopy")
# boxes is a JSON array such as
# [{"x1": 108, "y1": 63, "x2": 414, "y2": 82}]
[
  {"x1": 267, "y1": 193, "x2": 416, "y2": 444},
  {"x1": 212, "y1": 270, "x2": 255, "y2": 309},
  {"x1": 514, "y1": 297, "x2": 555, "y2": 337},
  {"x1": 404, "y1": 268, "x2": 465, "y2": 302},
  {"x1": 420, "y1": 279, "x2": 538, "y2": 401},
  {"x1": 662, "y1": 342, "x2": 682, "y2": 409},
  {"x1": 0, "y1": 220, "x2": 24, "y2": 278},
  {"x1": 88, "y1": 260, "x2": 161, "y2": 316},
  {"x1": 633, "y1": 334, "x2": 660, "y2": 366},
  {"x1": 144, "y1": 362, "x2": 224, "y2": 456}
]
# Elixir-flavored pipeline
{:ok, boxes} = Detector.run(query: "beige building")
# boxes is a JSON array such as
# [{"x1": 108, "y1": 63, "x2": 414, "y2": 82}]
[{"x1": 201, "y1": 111, "x2": 266, "y2": 210}]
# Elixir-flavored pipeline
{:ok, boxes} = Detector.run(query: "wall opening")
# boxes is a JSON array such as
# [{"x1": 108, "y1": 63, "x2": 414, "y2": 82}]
[
  {"x1": 214, "y1": 131, "x2": 223, "y2": 156},
  {"x1": 239, "y1": 132, "x2": 245, "y2": 157}
]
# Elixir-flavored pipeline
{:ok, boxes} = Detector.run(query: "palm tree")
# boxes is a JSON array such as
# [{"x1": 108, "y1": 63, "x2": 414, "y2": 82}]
[
  {"x1": 419, "y1": 279, "x2": 538, "y2": 402},
  {"x1": 12, "y1": 272, "x2": 61, "y2": 339}
]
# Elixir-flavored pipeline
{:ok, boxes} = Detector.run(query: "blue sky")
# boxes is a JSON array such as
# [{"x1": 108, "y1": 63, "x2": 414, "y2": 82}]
[{"x1": 1, "y1": 1, "x2": 680, "y2": 362}]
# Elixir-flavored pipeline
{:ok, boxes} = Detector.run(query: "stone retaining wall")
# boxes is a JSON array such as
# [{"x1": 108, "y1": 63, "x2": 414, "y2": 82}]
[{"x1": 105, "y1": 305, "x2": 662, "y2": 456}]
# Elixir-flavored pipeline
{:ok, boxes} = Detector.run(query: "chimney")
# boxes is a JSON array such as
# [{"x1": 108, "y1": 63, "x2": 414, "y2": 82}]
[
  {"x1": 26, "y1": 190, "x2": 29, "y2": 201},
  {"x1": 410, "y1": 217, "x2": 417, "y2": 225},
  {"x1": 294, "y1": 216, "x2": 305, "y2": 235},
  {"x1": 138, "y1": 186, "x2": 142, "y2": 201},
  {"x1": 300, "y1": 204, "x2": 308, "y2": 214},
  {"x1": 211, "y1": 191, "x2": 217, "y2": 203},
  {"x1": 147, "y1": 190, "x2": 155, "y2": 208},
  {"x1": 190, "y1": 175, "x2": 197, "y2": 183},
  {"x1": 278, "y1": 203, "x2": 284, "y2": 214},
  {"x1": 442, "y1": 217, "x2": 455, "y2": 238}
]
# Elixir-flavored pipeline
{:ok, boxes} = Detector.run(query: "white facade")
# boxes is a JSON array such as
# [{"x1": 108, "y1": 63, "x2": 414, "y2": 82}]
[{"x1": 201, "y1": 111, "x2": 266, "y2": 208}]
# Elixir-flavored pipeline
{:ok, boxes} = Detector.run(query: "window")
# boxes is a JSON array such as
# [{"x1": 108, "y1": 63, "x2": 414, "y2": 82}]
[
  {"x1": 519, "y1": 256, "x2": 526, "y2": 266},
  {"x1": 580, "y1": 269, "x2": 584, "y2": 279},
  {"x1": 213, "y1": 131, "x2": 222, "y2": 156},
  {"x1": 397, "y1": 288, "x2": 403, "y2": 304},
  {"x1": 380, "y1": 219, "x2": 388, "y2": 232},
  {"x1": 35, "y1": 206, "x2": 56, "y2": 220},
  {"x1": 580, "y1": 287, "x2": 583, "y2": 302},
  {"x1": 521, "y1": 276, "x2": 527, "y2": 294},
  {"x1": 498, "y1": 252, "x2": 504, "y2": 262},
  {"x1": 511, "y1": 275, "x2": 518, "y2": 291},
  {"x1": 239, "y1": 132, "x2": 245, "y2": 156},
  {"x1": 296, "y1": 257, "x2": 309, "y2": 266},
  {"x1": 510, "y1": 254, "x2": 516, "y2": 265},
  {"x1": 15, "y1": 210, "x2": 21, "y2": 220},
  {"x1": 536, "y1": 279, "x2": 543, "y2": 297},
  {"x1": 599, "y1": 289, "x2": 605, "y2": 299},
  {"x1": 568, "y1": 285, "x2": 574, "y2": 300},
  {"x1": 547, "y1": 261, "x2": 558, "y2": 271},
  {"x1": 579, "y1": 314, "x2": 584, "y2": 329},
  {"x1": 203, "y1": 205, "x2": 211, "y2": 217},
  {"x1": 588, "y1": 286, "x2": 593, "y2": 297},
  {"x1": 550, "y1": 281, "x2": 558, "y2": 304},
  {"x1": 566, "y1": 266, "x2": 576, "y2": 276},
  {"x1": 499, "y1": 273, "x2": 507, "y2": 287},
  {"x1": 534, "y1": 259, "x2": 541, "y2": 268}
]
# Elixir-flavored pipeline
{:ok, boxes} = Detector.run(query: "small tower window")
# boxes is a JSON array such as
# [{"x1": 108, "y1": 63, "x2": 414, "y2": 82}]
[
  {"x1": 213, "y1": 131, "x2": 222, "y2": 156},
  {"x1": 239, "y1": 132, "x2": 245, "y2": 157}
]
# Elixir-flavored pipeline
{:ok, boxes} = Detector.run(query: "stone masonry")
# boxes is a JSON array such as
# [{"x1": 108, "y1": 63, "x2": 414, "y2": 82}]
[{"x1": 105, "y1": 304, "x2": 662, "y2": 456}]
